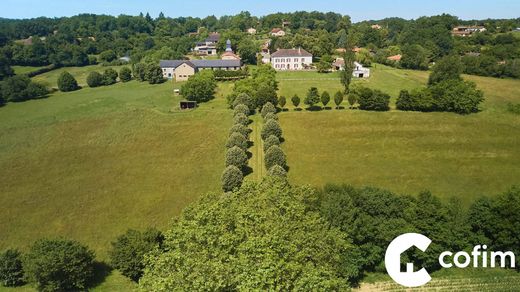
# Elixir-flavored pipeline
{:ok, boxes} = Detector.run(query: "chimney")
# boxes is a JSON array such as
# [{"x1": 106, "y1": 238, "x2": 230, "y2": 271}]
[{"x1": 298, "y1": 47, "x2": 301, "y2": 54}]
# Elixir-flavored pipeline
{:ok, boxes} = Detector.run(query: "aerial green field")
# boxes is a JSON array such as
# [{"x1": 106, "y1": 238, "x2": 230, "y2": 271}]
[
  {"x1": 0, "y1": 71, "x2": 233, "y2": 260},
  {"x1": 31, "y1": 64, "x2": 127, "y2": 88},
  {"x1": 1, "y1": 64, "x2": 520, "y2": 290},
  {"x1": 277, "y1": 65, "x2": 520, "y2": 204}
]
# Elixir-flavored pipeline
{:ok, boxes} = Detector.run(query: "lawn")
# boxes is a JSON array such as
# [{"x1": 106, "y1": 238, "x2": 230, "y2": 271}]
[
  {"x1": 12, "y1": 65, "x2": 46, "y2": 75},
  {"x1": 277, "y1": 65, "x2": 520, "y2": 204},
  {"x1": 31, "y1": 64, "x2": 126, "y2": 88},
  {"x1": 0, "y1": 68, "x2": 233, "y2": 260}
]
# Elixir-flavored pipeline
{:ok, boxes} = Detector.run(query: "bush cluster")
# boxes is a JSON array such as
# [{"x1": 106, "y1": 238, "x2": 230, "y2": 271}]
[
  {"x1": 133, "y1": 63, "x2": 165, "y2": 85},
  {"x1": 356, "y1": 87, "x2": 391, "y2": 111},
  {"x1": 86, "y1": 68, "x2": 122, "y2": 88},
  {"x1": 397, "y1": 56, "x2": 485, "y2": 114},
  {"x1": 57, "y1": 71, "x2": 79, "y2": 92},
  {"x1": 16, "y1": 239, "x2": 95, "y2": 291}
]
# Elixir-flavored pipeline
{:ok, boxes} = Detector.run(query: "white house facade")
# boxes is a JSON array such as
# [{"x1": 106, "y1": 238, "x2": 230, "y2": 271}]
[{"x1": 270, "y1": 48, "x2": 312, "y2": 70}]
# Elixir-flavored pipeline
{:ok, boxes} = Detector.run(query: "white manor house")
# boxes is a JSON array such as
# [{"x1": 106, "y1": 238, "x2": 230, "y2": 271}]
[{"x1": 270, "y1": 48, "x2": 313, "y2": 70}]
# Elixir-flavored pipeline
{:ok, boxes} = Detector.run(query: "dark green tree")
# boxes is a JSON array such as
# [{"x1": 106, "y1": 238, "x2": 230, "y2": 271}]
[
  {"x1": 181, "y1": 70, "x2": 217, "y2": 103},
  {"x1": 278, "y1": 96, "x2": 286, "y2": 110},
  {"x1": 146, "y1": 64, "x2": 165, "y2": 84},
  {"x1": 109, "y1": 228, "x2": 164, "y2": 281},
  {"x1": 57, "y1": 71, "x2": 79, "y2": 92},
  {"x1": 226, "y1": 132, "x2": 248, "y2": 151},
  {"x1": 261, "y1": 102, "x2": 276, "y2": 119},
  {"x1": 119, "y1": 67, "x2": 132, "y2": 82},
  {"x1": 357, "y1": 87, "x2": 390, "y2": 111},
  {"x1": 133, "y1": 63, "x2": 147, "y2": 81},
  {"x1": 291, "y1": 94, "x2": 300, "y2": 109},
  {"x1": 221, "y1": 165, "x2": 244, "y2": 192},
  {"x1": 225, "y1": 146, "x2": 248, "y2": 170},
  {"x1": 86, "y1": 71, "x2": 103, "y2": 88},
  {"x1": 304, "y1": 87, "x2": 320, "y2": 108},
  {"x1": 321, "y1": 91, "x2": 331, "y2": 108},
  {"x1": 263, "y1": 135, "x2": 280, "y2": 152},
  {"x1": 140, "y1": 179, "x2": 358, "y2": 290},
  {"x1": 261, "y1": 119, "x2": 282, "y2": 140},
  {"x1": 0, "y1": 249, "x2": 24, "y2": 287},
  {"x1": 264, "y1": 145, "x2": 286, "y2": 170},
  {"x1": 334, "y1": 91, "x2": 344, "y2": 109},
  {"x1": 428, "y1": 55, "x2": 463, "y2": 85},
  {"x1": 102, "y1": 68, "x2": 118, "y2": 85},
  {"x1": 23, "y1": 239, "x2": 95, "y2": 292}
]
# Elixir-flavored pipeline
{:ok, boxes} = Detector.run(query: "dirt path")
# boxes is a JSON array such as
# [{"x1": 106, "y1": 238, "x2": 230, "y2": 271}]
[{"x1": 246, "y1": 115, "x2": 264, "y2": 181}]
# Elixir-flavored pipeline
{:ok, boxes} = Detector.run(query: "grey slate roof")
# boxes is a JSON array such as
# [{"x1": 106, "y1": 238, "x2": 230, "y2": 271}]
[
  {"x1": 271, "y1": 48, "x2": 312, "y2": 58},
  {"x1": 160, "y1": 59, "x2": 241, "y2": 69}
]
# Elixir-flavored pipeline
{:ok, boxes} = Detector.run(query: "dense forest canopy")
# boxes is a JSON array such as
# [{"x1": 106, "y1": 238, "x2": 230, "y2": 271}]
[{"x1": 0, "y1": 12, "x2": 519, "y2": 80}]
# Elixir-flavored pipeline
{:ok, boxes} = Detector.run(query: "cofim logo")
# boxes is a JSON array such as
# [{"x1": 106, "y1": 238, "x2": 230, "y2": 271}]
[{"x1": 385, "y1": 233, "x2": 516, "y2": 288}]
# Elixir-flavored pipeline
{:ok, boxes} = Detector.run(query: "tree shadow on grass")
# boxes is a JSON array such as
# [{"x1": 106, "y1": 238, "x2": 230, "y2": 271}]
[
  {"x1": 88, "y1": 261, "x2": 113, "y2": 289},
  {"x1": 306, "y1": 106, "x2": 323, "y2": 111},
  {"x1": 246, "y1": 151, "x2": 253, "y2": 159},
  {"x1": 243, "y1": 166, "x2": 253, "y2": 176},
  {"x1": 294, "y1": 108, "x2": 303, "y2": 111}
]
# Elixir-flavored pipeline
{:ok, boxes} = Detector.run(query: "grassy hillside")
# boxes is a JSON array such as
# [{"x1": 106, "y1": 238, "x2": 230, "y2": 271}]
[
  {"x1": 0, "y1": 72, "x2": 233, "y2": 259},
  {"x1": 31, "y1": 64, "x2": 126, "y2": 88},
  {"x1": 277, "y1": 65, "x2": 520, "y2": 204}
]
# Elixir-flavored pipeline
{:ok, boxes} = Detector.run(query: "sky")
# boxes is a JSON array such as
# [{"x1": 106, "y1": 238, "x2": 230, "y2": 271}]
[{"x1": 1, "y1": 0, "x2": 519, "y2": 22}]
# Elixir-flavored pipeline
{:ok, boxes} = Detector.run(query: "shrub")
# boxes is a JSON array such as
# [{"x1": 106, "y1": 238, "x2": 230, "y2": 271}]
[
  {"x1": 181, "y1": 70, "x2": 217, "y2": 103},
  {"x1": 109, "y1": 228, "x2": 164, "y2": 281},
  {"x1": 102, "y1": 68, "x2": 118, "y2": 85},
  {"x1": 267, "y1": 165, "x2": 287, "y2": 178},
  {"x1": 0, "y1": 249, "x2": 24, "y2": 287},
  {"x1": 0, "y1": 76, "x2": 48, "y2": 102},
  {"x1": 321, "y1": 91, "x2": 331, "y2": 107},
  {"x1": 57, "y1": 71, "x2": 79, "y2": 92},
  {"x1": 225, "y1": 146, "x2": 248, "y2": 170},
  {"x1": 263, "y1": 135, "x2": 280, "y2": 152},
  {"x1": 334, "y1": 91, "x2": 344, "y2": 109},
  {"x1": 291, "y1": 94, "x2": 300, "y2": 108},
  {"x1": 430, "y1": 80, "x2": 484, "y2": 114},
  {"x1": 304, "y1": 87, "x2": 320, "y2": 107},
  {"x1": 278, "y1": 96, "x2": 286, "y2": 109},
  {"x1": 347, "y1": 93, "x2": 357, "y2": 108},
  {"x1": 264, "y1": 112, "x2": 278, "y2": 121},
  {"x1": 229, "y1": 124, "x2": 250, "y2": 138},
  {"x1": 264, "y1": 145, "x2": 286, "y2": 170},
  {"x1": 23, "y1": 239, "x2": 95, "y2": 291},
  {"x1": 86, "y1": 71, "x2": 103, "y2": 88},
  {"x1": 233, "y1": 113, "x2": 250, "y2": 126},
  {"x1": 226, "y1": 132, "x2": 248, "y2": 150},
  {"x1": 261, "y1": 119, "x2": 282, "y2": 140},
  {"x1": 261, "y1": 102, "x2": 276, "y2": 118},
  {"x1": 99, "y1": 50, "x2": 117, "y2": 63},
  {"x1": 357, "y1": 87, "x2": 390, "y2": 111},
  {"x1": 146, "y1": 64, "x2": 165, "y2": 84},
  {"x1": 428, "y1": 55, "x2": 462, "y2": 86},
  {"x1": 396, "y1": 88, "x2": 434, "y2": 112},
  {"x1": 119, "y1": 67, "x2": 132, "y2": 82},
  {"x1": 133, "y1": 63, "x2": 147, "y2": 81},
  {"x1": 233, "y1": 104, "x2": 250, "y2": 117},
  {"x1": 232, "y1": 93, "x2": 255, "y2": 111},
  {"x1": 507, "y1": 103, "x2": 520, "y2": 115},
  {"x1": 221, "y1": 165, "x2": 243, "y2": 192}
]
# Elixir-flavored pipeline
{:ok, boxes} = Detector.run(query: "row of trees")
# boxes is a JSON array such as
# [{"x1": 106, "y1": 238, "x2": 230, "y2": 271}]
[
  {"x1": 397, "y1": 55, "x2": 485, "y2": 114},
  {"x1": 318, "y1": 184, "x2": 520, "y2": 275},
  {"x1": 137, "y1": 178, "x2": 520, "y2": 289},
  {"x1": 227, "y1": 64, "x2": 278, "y2": 110},
  {"x1": 221, "y1": 97, "x2": 253, "y2": 191},
  {"x1": 0, "y1": 75, "x2": 47, "y2": 105},
  {"x1": 260, "y1": 103, "x2": 288, "y2": 178},
  {"x1": 0, "y1": 228, "x2": 164, "y2": 290}
]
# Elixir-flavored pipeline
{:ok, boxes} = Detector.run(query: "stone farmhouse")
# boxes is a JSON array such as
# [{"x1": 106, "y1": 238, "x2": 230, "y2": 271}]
[
  {"x1": 271, "y1": 28, "x2": 286, "y2": 37},
  {"x1": 270, "y1": 48, "x2": 312, "y2": 70},
  {"x1": 193, "y1": 32, "x2": 220, "y2": 55},
  {"x1": 160, "y1": 59, "x2": 242, "y2": 81}
]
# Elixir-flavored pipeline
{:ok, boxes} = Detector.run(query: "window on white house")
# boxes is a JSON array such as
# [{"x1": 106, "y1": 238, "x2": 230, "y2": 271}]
[
  {"x1": 295, "y1": 64, "x2": 298, "y2": 68},
  {"x1": 294, "y1": 58, "x2": 298, "y2": 62},
  {"x1": 301, "y1": 58, "x2": 305, "y2": 62}
]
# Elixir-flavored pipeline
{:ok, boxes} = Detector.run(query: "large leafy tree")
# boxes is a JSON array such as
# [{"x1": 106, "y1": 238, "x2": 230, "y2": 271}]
[
  {"x1": 140, "y1": 179, "x2": 361, "y2": 291},
  {"x1": 428, "y1": 54, "x2": 463, "y2": 85},
  {"x1": 181, "y1": 70, "x2": 217, "y2": 103}
]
